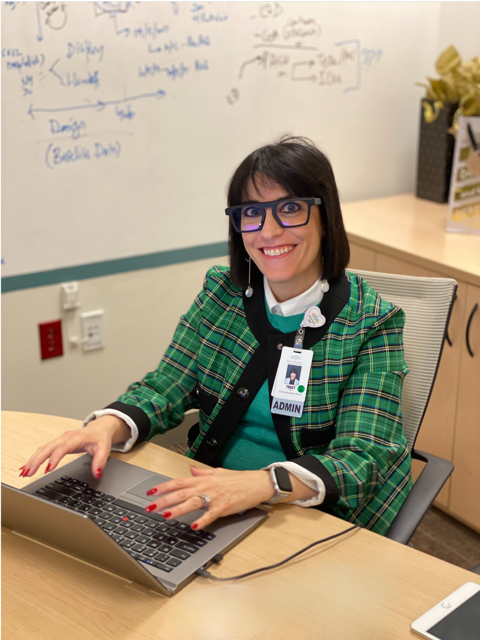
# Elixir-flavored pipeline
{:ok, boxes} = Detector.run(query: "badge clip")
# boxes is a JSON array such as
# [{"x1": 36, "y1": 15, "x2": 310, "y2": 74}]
[
  {"x1": 294, "y1": 327, "x2": 305, "y2": 349},
  {"x1": 301, "y1": 305, "x2": 326, "y2": 329}
]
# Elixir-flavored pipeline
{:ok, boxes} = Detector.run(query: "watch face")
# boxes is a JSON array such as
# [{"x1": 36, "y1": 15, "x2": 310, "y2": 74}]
[{"x1": 275, "y1": 467, "x2": 293, "y2": 493}]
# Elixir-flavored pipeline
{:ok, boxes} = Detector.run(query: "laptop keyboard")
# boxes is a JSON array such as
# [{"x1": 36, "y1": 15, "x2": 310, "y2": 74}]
[{"x1": 34, "y1": 476, "x2": 215, "y2": 574}]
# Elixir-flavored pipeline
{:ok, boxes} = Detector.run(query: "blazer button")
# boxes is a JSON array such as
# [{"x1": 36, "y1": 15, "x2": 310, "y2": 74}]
[
  {"x1": 237, "y1": 388, "x2": 249, "y2": 400},
  {"x1": 277, "y1": 343, "x2": 283, "y2": 350},
  {"x1": 206, "y1": 438, "x2": 218, "y2": 450}
]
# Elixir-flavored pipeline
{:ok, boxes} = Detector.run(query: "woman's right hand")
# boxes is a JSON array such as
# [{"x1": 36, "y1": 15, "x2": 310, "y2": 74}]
[{"x1": 19, "y1": 415, "x2": 132, "y2": 480}]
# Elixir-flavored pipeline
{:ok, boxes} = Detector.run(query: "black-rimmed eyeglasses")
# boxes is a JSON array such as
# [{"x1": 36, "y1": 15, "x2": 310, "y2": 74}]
[{"x1": 225, "y1": 198, "x2": 321, "y2": 233}]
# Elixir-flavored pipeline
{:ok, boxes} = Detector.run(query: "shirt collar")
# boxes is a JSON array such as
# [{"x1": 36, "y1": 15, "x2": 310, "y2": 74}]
[{"x1": 264, "y1": 276, "x2": 325, "y2": 317}]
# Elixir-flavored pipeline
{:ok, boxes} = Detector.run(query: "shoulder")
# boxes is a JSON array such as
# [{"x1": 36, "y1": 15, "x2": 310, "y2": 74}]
[
  {"x1": 202, "y1": 265, "x2": 243, "y2": 305},
  {"x1": 344, "y1": 271, "x2": 405, "y2": 329}
]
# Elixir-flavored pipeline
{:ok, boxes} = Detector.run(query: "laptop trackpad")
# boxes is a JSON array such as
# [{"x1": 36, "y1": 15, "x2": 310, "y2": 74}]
[
  {"x1": 121, "y1": 474, "x2": 171, "y2": 507},
  {"x1": 121, "y1": 474, "x2": 205, "y2": 522}
]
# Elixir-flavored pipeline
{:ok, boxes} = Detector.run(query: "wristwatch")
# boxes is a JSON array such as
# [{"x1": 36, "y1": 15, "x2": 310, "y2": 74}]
[{"x1": 265, "y1": 466, "x2": 293, "y2": 504}]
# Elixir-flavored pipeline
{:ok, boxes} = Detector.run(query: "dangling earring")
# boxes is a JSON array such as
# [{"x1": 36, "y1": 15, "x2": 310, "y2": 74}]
[{"x1": 245, "y1": 256, "x2": 253, "y2": 298}]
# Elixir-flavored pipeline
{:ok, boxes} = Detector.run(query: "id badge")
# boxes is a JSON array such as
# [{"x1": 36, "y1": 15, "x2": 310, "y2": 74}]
[{"x1": 271, "y1": 347, "x2": 313, "y2": 417}]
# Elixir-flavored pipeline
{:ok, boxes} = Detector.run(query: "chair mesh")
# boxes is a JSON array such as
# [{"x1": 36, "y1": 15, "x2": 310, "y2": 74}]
[{"x1": 348, "y1": 270, "x2": 457, "y2": 451}]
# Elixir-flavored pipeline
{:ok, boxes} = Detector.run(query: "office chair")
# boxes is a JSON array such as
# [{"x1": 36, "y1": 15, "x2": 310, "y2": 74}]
[
  {"x1": 165, "y1": 269, "x2": 457, "y2": 545},
  {"x1": 349, "y1": 269, "x2": 457, "y2": 545}
]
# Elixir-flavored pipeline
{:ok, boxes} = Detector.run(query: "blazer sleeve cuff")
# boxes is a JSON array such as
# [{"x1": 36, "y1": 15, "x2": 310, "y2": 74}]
[
  {"x1": 83, "y1": 402, "x2": 151, "y2": 452},
  {"x1": 290, "y1": 455, "x2": 340, "y2": 506}
]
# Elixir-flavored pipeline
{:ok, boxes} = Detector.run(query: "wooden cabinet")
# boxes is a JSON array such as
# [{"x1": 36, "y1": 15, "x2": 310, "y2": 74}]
[
  {"x1": 449, "y1": 284, "x2": 480, "y2": 531},
  {"x1": 349, "y1": 241, "x2": 480, "y2": 532},
  {"x1": 349, "y1": 243, "x2": 375, "y2": 272}
]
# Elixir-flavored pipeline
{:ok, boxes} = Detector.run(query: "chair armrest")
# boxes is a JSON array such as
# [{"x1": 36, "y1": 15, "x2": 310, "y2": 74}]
[{"x1": 385, "y1": 449, "x2": 454, "y2": 545}]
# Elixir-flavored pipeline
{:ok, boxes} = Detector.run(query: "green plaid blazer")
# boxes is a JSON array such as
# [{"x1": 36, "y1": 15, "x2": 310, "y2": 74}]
[{"x1": 110, "y1": 266, "x2": 412, "y2": 535}]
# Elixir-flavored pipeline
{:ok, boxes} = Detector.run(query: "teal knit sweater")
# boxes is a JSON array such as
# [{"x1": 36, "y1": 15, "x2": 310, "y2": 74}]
[{"x1": 216, "y1": 305, "x2": 304, "y2": 470}]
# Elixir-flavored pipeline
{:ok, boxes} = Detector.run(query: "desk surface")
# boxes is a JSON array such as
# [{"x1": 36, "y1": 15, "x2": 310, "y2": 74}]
[
  {"x1": 2, "y1": 411, "x2": 479, "y2": 640},
  {"x1": 342, "y1": 194, "x2": 480, "y2": 287}
]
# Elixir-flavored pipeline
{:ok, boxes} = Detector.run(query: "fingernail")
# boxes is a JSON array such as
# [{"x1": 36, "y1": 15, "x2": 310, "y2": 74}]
[
  {"x1": 96, "y1": 468, "x2": 102, "y2": 479},
  {"x1": 146, "y1": 488, "x2": 157, "y2": 496},
  {"x1": 191, "y1": 523, "x2": 198, "y2": 530},
  {"x1": 21, "y1": 468, "x2": 30, "y2": 477},
  {"x1": 162, "y1": 511, "x2": 172, "y2": 518},
  {"x1": 45, "y1": 463, "x2": 51, "y2": 473},
  {"x1": 19, "y1": 465, "x2": 26, "y2": 471},
  {"x1": 145, "y1": 504, "x2": 156, "y2": 513}
]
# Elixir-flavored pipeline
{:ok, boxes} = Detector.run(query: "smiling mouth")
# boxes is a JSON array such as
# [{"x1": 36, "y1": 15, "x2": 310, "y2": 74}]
[{"x1": 262, "y1": 245, "x2": 295, "y2": 257}]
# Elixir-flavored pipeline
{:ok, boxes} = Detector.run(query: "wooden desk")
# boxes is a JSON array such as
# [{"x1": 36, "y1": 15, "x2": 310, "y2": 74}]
[
  {"x1": 2, "y1": 412, "x2": 479, "y2": 640},
  {"x1": 342, "y1": 193, "x2": 480, "y2": 287}
]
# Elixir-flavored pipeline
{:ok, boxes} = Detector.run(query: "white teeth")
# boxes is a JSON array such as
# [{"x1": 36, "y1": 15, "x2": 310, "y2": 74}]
[{"x1": 263, "y1": 246, "x2": 294, "y2": 257}]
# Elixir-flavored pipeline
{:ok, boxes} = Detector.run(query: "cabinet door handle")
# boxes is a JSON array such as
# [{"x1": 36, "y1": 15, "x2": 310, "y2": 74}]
[
  {"x1": 466, "y1": 303, "x2": 478, "y2": 357},
  {"x1": 446, "y1": 292, "x2": 457, "y2": 347}
]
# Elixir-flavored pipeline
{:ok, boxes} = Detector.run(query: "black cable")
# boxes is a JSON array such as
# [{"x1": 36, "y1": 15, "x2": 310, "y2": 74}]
[{"x1": 196, "y1": 523, "x2": 359, "y2": 581}]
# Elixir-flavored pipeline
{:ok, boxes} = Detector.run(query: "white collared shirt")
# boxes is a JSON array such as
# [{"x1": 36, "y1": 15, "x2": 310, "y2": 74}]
[{"x1": 264, "y1": 276, "x2": 325, "y2": 317}]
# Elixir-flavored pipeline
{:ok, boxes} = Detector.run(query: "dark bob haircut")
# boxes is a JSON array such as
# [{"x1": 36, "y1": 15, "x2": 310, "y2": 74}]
[{"x1": 227, "y1": 136, "x2": 350, "y2": 290}]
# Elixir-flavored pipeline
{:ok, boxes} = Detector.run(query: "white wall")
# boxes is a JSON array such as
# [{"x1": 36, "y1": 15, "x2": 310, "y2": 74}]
[
  {"x1": 1, "y1": 256, "x2": 227, "y2": 428},
  {"x1": 438, "y1": 3, "x2": 480, "y2": 60}
]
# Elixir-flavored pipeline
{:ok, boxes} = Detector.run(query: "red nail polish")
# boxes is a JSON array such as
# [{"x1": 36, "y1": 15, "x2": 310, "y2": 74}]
[
  {"x1": 24, "y1": 468, "x2": 30, "y2": 476},
  {"x1": 19, "y1": 465, "x2": 26, "y2": 471},
  {"x1": 191, "y1": 523, "x2": 198, "y2": 530},
  {"x1": 45, "y1": 463, "x2": 51, "y2": 473},
  {"x1": 96, "y1": 468, "x2": 102, "y2": 479},
  {"x1": 145, "y1": 504, "x2": 156, "y2": 513},
  {"x1": 146, "y1": 488, "x2": 157, "y2": 496},
  {"x1": 162, "y1": 511, "x2": 172, "y2": 518}
]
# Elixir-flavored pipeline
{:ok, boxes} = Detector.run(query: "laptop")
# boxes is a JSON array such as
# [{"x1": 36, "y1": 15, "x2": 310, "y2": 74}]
[{"x1": 1, "y1": 454, "x2": 268, "y2": 596}]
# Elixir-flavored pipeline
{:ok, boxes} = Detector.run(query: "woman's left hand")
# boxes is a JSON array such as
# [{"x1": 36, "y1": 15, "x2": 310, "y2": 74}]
[{"x1": 144, "y1": 466, "x2": 275, "y2": 530}]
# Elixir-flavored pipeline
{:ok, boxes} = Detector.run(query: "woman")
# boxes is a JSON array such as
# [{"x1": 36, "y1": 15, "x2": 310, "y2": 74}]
[{"x1": 22, "y1": 137, "x2": 412, "y2": 535}]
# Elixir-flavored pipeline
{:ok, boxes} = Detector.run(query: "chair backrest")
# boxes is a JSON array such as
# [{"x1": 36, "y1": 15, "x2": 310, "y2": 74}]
[{"x1": 347, "y1": 270, "x2": 457, "y2": 451}]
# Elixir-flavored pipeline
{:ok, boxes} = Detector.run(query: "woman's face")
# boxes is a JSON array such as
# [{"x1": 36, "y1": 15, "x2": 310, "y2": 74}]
[{"x1": 241, "y1": 174, "x2": 322, "y2": 302}]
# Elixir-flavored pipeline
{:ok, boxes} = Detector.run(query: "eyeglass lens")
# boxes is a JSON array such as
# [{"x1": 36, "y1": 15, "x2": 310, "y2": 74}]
[{"x1": 232, "y1": 200, "x2": 310, "y2": 232}]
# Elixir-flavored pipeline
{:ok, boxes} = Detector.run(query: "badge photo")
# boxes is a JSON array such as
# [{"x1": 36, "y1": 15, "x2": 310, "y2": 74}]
[{"x1": 284, "y1": 364, "x2": 301, "y2": 387}]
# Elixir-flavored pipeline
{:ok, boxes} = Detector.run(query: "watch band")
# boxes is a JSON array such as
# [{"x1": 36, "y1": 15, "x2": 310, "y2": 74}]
[{"x1": 265, "y1": 466, "x2": 293, "y2": 504}]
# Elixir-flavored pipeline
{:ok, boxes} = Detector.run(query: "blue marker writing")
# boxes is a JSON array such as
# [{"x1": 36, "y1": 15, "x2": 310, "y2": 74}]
[
  {"x1": 66, "y1": 40, "x2": 105, "y2": 63},
  {"x1": 49, "y1": 118, "x2": 87, "y2": 140},
  {"x1": 45, "y1": 140, "x2": 121, "y2": 170}
]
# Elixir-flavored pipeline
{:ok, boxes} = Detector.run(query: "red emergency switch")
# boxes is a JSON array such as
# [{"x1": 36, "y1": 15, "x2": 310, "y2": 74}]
[{"x1": 39, "y1": 320, "x2": 64, "y2": 360}]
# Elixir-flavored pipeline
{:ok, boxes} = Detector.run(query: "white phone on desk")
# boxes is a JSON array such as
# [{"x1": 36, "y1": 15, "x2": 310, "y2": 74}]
[{"x1": 411, "y1": 582, "x2": 480, "y2": 640}]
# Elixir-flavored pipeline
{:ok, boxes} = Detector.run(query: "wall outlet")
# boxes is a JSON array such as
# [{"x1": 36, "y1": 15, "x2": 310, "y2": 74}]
[
  {"x1": 39, "y1": 320, "x2": 63, "y2": 360},
  {"x1": 80, "y1": 310, "x2": 104, "y2": 351},
  {"x1": 61, "y1": 281, "x2": 81, "y2": 310}
]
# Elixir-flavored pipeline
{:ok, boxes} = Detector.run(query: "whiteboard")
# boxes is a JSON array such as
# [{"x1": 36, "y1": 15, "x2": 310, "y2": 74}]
[{"x1": 1, "y1": 1, "x2": 441, "y2": 278}]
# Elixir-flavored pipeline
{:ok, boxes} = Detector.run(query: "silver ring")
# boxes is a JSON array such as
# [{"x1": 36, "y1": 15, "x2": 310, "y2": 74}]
[{"x1": 198, "y1": 494, "x2": 211, "y2": 509}]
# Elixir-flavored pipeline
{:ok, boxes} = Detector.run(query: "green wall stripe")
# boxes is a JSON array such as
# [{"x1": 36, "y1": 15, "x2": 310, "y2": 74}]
[{"x1": 1, "y1": 242, "x2": 229, "y2": 293}]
